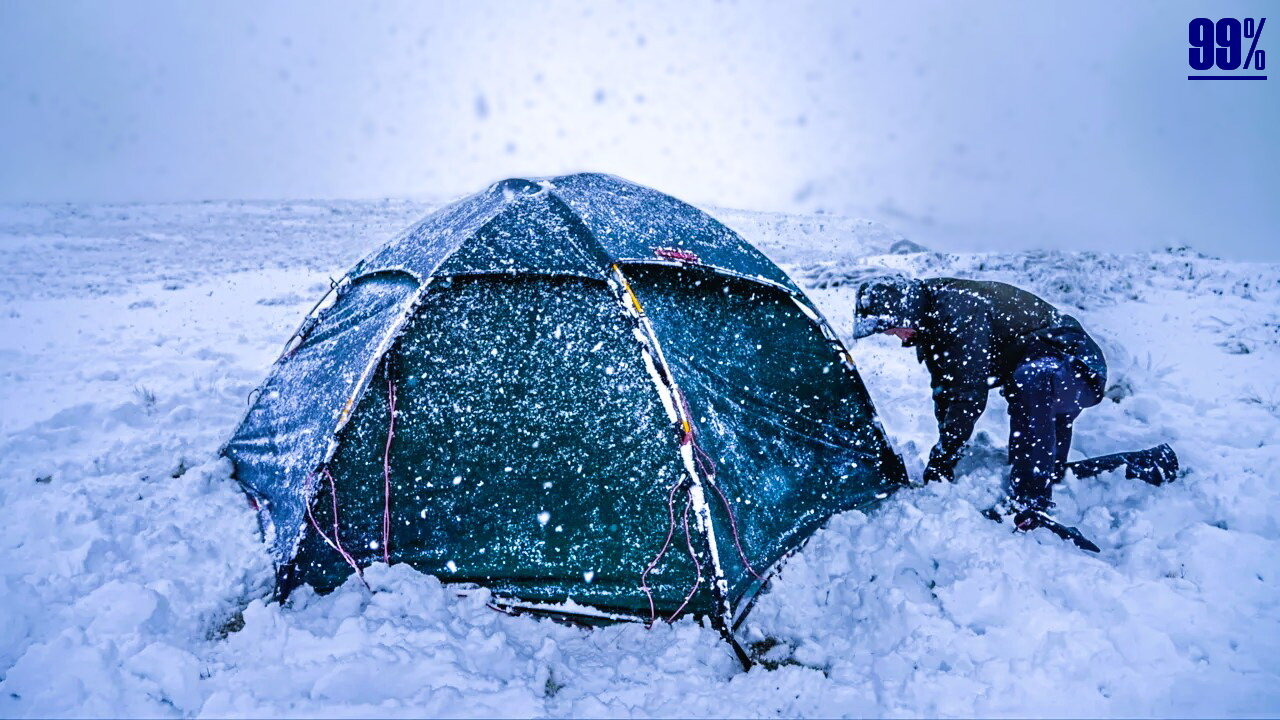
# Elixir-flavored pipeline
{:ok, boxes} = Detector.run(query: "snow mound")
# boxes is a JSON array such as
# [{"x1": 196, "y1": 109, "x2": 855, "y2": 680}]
[{"x1": 1, "y1": 200, "x2": 1277, "y2": 716}]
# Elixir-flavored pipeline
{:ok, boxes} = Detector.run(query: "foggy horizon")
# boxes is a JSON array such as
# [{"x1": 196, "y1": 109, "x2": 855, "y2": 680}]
[{"x1": 1, "y1": 0, "x2": 1276, "y2": 259}]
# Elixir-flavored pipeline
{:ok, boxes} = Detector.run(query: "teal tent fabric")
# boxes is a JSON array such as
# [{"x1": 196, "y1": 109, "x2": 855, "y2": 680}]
[
  {"x1": 291, "y1": 276, "x2": 705, "y2": 617},
  {"x1": 224, "y1": 173, "x2": 906, "y2": 630},
  {"x1": 624, "y1": 266, "x2": 904, "y2": 616}
]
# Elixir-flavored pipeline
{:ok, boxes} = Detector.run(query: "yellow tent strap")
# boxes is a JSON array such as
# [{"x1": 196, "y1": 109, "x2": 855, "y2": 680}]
[{"x1": 611, "y1": 263, "x2": 645, "y2": 316}]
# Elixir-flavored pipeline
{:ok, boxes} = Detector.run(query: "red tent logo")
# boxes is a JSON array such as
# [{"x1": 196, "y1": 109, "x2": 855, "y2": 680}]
[{"x1": 654, "y1": 247, "x2": 700, "y2": 263}]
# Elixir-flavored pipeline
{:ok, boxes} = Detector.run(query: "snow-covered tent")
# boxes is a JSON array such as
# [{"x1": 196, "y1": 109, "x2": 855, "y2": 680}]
[{"x1": 224, "y1": 173, "x2": 906, "y2": 645}]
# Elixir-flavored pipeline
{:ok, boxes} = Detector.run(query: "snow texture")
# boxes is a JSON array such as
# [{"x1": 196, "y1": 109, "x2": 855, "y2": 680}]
[{"x1": 1, "y1": 200, "x2": 1278, "y2": 717}]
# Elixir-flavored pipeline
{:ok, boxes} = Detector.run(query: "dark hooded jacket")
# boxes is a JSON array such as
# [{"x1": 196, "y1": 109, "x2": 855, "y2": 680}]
[{"x1": 857, "y1": 277, "x2": 1107, "y2": 480}]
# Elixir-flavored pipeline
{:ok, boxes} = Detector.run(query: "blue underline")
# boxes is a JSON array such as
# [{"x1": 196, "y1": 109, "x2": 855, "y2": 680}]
[{"x1": 1187, "y1": 75, "x2": 1267, "y2": 80}]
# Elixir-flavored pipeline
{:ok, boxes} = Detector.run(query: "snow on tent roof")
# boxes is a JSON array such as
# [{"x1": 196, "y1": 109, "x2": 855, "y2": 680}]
[
  {"x1": 223, "y1": 173, "x2": 906, "y2": 658},
  {"x1": 350, "y1": 173, "x2": 804, "y2": 293}
]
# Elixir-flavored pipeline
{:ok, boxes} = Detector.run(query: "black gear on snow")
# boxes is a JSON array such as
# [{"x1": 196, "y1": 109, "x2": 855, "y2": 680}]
[
  {"x1": 855, "y1": 277, "x2": 1108, "y2": 484},
  {"x1": 1066, "y1": 443, "x2": 1179, "y2": 486},
  {"x1": 982, "y1": 502, "x2": 1101, "y2": 553}
]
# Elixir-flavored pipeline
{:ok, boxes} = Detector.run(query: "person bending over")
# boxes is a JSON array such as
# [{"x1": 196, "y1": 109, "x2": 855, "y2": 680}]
[{"x1": 853, "y1": 276, "x2": 1175, "y2": 537}]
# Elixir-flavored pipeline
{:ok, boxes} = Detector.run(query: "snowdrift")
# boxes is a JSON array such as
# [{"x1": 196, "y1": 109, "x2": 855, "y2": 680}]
[{"x1": 1, "y1": 200, "x2": 1277, "y2": 717}]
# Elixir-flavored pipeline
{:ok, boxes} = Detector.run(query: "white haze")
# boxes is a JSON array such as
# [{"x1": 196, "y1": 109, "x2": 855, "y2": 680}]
[{"x1": 0, "y1": 0, "x2": 1276, "y2": 258}]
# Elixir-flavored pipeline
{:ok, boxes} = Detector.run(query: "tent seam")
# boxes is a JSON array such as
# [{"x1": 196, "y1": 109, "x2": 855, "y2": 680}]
[{"x1": 607, "y1": 264, "x2": 737, "y2": 634}]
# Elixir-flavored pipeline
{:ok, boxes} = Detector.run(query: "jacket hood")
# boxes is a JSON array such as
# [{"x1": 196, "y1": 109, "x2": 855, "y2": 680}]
[{"x1": 853, "y1": 275, "x2": 926, "y2": 338}]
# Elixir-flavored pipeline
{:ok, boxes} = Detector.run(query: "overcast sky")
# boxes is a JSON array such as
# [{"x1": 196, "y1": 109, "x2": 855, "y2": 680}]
[{"x1": 1, "y1": 1, "x2": 1276, "y2": 259}]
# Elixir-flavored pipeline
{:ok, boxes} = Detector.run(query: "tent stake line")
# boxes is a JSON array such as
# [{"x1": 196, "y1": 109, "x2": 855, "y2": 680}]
[{"x1": 380, "y1": 366, "x2": 396, "y2": 565}]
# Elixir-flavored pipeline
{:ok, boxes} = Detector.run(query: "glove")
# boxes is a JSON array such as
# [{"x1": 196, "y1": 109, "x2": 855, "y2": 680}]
[{"x1": 923, "y1": 445, "x2": 957, "y2": 484}]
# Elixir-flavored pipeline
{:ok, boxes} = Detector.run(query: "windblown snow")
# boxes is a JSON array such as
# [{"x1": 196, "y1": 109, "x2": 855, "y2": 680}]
[{"x1": 1, "y1": 200, "x2": 1277, "y2": 717}]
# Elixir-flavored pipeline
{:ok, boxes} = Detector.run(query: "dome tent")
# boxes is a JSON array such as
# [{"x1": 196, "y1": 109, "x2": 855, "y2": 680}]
[{"x1": 224, "y1": 173, "x2": 906, "y2": 658}]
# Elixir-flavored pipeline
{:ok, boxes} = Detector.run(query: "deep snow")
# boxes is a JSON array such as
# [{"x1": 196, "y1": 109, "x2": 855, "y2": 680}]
[{"x1": 1, "y1": 200, "x2": 1277, "y2": 717}]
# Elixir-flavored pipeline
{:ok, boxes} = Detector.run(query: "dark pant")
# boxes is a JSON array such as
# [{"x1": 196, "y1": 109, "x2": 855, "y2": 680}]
[{"x1": 1006, "y1": 354, "x2": 1098, "y2": 509}]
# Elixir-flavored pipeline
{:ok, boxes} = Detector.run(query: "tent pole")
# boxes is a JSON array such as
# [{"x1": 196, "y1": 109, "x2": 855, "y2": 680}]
[
  {"x1": 608, "y1": 264, "x2": 750, "y2": 671},
  {"x1": 717, "y1": 618, "x2": 754, "y2": 670}
]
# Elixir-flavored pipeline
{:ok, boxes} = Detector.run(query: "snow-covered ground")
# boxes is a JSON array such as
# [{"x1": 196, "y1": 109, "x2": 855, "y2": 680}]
[{"x1": 1, "y1": 200, "x2": 1277, "y2": 717}]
